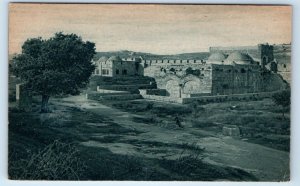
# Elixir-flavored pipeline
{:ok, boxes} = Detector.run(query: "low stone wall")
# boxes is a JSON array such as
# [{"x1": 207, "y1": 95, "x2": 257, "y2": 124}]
[
  {"x1": 183, "y1": 93, "x2": 212, "y2": 98},
  {"x1": 181, "y1": 91, "x2": 277, "y2": 104},
  {"x1": 87, "y1": 92, "x2": 142, "y2": 101},
  {"x1": 140, "y1": 89, "x2": 280, "y2": 104},
  {"x1": 96, "y1": 88, "x2": 129, "y2": 94},
  {"x1": 139, "y1": 89, "x2": 167, "y2": 96},
  {"x1": 98, "y1": 84, "x2": 155, "y2": 93}
]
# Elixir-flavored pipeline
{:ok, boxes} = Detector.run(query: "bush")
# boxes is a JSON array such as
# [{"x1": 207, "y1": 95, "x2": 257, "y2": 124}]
[
  {"x1": 272, "y1": 90, "x2": 291, "y2": 119},
  {"x1": 9, "y1": 140, "x2": 86, "y2": 180}
]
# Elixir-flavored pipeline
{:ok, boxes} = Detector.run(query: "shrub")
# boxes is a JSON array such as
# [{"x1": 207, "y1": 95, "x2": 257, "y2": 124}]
[
  {"x1": 272, "y1": 90, "x2": 291, "y2": 119},
  {"x1": 9, "y1": 140, "x2": 86, "y2": 180}
]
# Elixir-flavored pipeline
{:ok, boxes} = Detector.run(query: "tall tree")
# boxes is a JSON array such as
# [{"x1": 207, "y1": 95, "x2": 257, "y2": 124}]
[{"x1": 13, "y1": 32, "x2": 96, "y2": 112}]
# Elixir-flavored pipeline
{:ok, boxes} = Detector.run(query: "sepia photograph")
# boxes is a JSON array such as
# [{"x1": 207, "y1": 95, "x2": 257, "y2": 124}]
[{"x1": 7, "y1": 3, "x2": 292, "y2": 181}]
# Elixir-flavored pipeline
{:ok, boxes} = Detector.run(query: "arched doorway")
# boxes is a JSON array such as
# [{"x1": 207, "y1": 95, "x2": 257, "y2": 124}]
[
  {"x1": 166, "y1": 80, "x2": 181, "y2": 98},
  {"x1": 183, "y1": 81, "x2": 201, "y2": 94}
]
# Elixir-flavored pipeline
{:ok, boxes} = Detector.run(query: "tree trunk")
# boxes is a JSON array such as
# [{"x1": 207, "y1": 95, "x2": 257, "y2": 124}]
[{"x1": 41, "y1": 95, "x2": 50, "y2": 113}]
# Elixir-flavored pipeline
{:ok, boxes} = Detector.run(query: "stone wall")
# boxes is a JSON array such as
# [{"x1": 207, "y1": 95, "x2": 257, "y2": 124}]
[
  {"x1": 142, "y1": 59, "x2": 205, "y2": 67},
  {"x1": 144, "y1": 63, "x2": 213, "y2": 97},
  {"x1": 94, "y1": 60, "x2": 113, "y2": 77},
  {"x1": 140, "y1": 89, "x2": 280, "y2": 104},
  {"x1": 140, "y1": 94, "x2": 183, "y2": 104},
  {"x1": 97, "y1": 84, "x2": 155, "y2": 93},
  {"x1": 139, "y1": 89, "x2": 167, "y2": 96},
  {"x1": 181, "y1": 91, "x2": 278, "y2": 104},
  {"x1": 112, "y1": 61, "x2": 141, "y2": 76},
  {"x1": 211, "y1": 64, "x2": 262, "y2": 95},
  {"x1": 94, "y1": 60, "x2": 143, "y2": 77},
  {"x1": 96, "y1": 88, "x2": 129, "y2": 94},
  {"x1": 87, "y1": 91, "x2": 141, "y2": 101}
]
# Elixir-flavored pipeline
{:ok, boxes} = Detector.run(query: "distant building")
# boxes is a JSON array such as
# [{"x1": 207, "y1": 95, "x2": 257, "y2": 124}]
[
  {"x1": 92, "y1": 56, "x2": 143, "y2": 77},
  {"x1": 144, "y1": 51, "x2": 264, "y2": 97},
  {"x1": 209, "y1": 44, "x2": 274, "y2": 68},
  {"x1": 92, "y1": 44, "x2": 288, "y2": 99}
]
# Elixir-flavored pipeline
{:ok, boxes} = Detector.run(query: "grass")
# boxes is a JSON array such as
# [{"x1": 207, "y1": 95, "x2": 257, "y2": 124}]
[
  {"x1": 8, "y1": 103, "x2": 257, "y2": 180},
  {"x1": 188, "y1": 99, "x2": 290, "y2": 151},
  {"x1": 9, "y1": 95, "x2": 288, "y2": 180},
  {"x1": 9, "y1": 141, "x2": 86, "y2": 180},
  {"x1": 159, "y1": 151, "x2": 257, "y2": 181},
  {"x1": 104, "y1": 98, "x2": 290, "y2": 152}
]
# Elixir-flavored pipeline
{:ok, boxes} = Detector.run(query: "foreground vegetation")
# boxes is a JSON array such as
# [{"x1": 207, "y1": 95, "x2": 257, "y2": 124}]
[
  {"x1": 105, "y1": 98, "x2": 290, "y2": 152},
  {"x1": 9, "y1": 97, "x2": 259, "y2": 180}
]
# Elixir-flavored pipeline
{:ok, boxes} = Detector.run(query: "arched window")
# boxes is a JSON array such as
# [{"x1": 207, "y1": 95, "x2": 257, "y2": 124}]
[
  {"x1": 116, "y1": 69, "x2": 119, "y2": 75},
  {"x1": 241, "y1": 68, "x2": 246, "y2": 73},
  {"x1": 122, "y1": 69, "x2": 127, "y2": 75}
]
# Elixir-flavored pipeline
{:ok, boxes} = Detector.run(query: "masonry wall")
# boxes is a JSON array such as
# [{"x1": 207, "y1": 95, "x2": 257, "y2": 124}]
[
  {"x1": 144, "y1": 63, "x2": 213, "y2": 97},
  {"x1": 140, "y1": 90, "x2": 280, "y2": 104},
  {"x1": 259, "y1": 44, "x2": 274, "y2": 66},
  {"x1": 95, "y1": 61, "x2": 113, "y2": 77},
  {"x1": 94, "y1": 60, "x2": 143, "y2": 77},
  {"x1": 211, "y1": 64, "x2": 262, "y2": 95},
  {"x1": 142, "y1": 59, "x2": 206, "y2": 68},
  {"x1": 112, "y1": 61, "x2": 137, "y2": 76}
]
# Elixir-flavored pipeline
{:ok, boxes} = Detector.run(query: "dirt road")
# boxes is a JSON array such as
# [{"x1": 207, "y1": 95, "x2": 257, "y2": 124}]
[{"x1": 53, "y1": 95, "x2": 290, "y2": 181}]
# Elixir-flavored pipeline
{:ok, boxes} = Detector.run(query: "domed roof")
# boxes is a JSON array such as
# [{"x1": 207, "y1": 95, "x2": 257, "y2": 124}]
[
  {"x1": 225, "y1": 52, "x2": 253, "y2": 64},
  {"x1": 97, "y1": 56, "x2": 108, "y2": 62},
  {"x1": 208, "y1": 52, "x2": 226, "y2": 61},
  {"x1": 108, "y1": 56, "x2": 122, "y2": 62}
]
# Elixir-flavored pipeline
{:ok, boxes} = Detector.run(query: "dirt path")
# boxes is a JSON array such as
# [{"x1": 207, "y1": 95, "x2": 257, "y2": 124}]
[{"x1": 52, "y1": 95, "x2": 290, "y2": 181}]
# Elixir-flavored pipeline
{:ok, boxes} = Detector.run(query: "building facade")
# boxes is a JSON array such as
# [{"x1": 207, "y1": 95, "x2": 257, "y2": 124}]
[
  {"x1": 92, "y1": 44, "x2": 286, "y2": 99},
  {"x1": 143, "y1": 51, "x2": 263, "y2": 97},
  {"x1": 92, "y1": 56, "x2": 143, "y2": 77}
]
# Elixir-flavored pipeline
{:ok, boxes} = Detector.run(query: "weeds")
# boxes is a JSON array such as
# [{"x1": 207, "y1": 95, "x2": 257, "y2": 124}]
[{"x1": 9, "y1": 140, "x2": 86, "y2": 180}]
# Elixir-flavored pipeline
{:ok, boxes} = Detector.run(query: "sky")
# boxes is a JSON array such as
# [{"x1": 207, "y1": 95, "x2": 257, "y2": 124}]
[{"x1": 9, "y1": 4, "x2": 292, "y2": 55}]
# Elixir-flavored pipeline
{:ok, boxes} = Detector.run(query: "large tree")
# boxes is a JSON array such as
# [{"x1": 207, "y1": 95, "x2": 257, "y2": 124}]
[{"x1": 13, "y1": 32, "x2": 96, "y2": 112}]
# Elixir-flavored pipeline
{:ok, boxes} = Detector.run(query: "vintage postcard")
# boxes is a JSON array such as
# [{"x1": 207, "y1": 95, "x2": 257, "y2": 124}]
[{"x1": 8, "y1": 3, "x2": 291, "y2": 181}]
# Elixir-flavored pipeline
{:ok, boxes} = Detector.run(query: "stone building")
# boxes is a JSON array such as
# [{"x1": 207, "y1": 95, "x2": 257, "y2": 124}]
[
  {"x1": 91, "y1": 44, "x2": 287, "y2": 101},
  {"x1": 209, "y1": 44, "x2": 274, "y2": 68},
  {"x1": 92, "y1": 56, "x2": 143, "y2": 77},
  {"x1": 143, "y1": 51, "x2": 263, "y2": 98}
]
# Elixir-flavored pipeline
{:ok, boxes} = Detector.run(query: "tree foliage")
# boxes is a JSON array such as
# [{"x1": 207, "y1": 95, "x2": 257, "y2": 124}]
[
  {"x1": 13, "y1": 32, "x2": 96, "y2": 112},
  {"x1": 272, "y1": 89, "x2": 291, "y2": 119},
  {"x1": 185, "y1": 67, "x2": 201, "y2": 76},
  {"x1": 272, "y1": 90, "x2": 291, "y2": 107}
]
